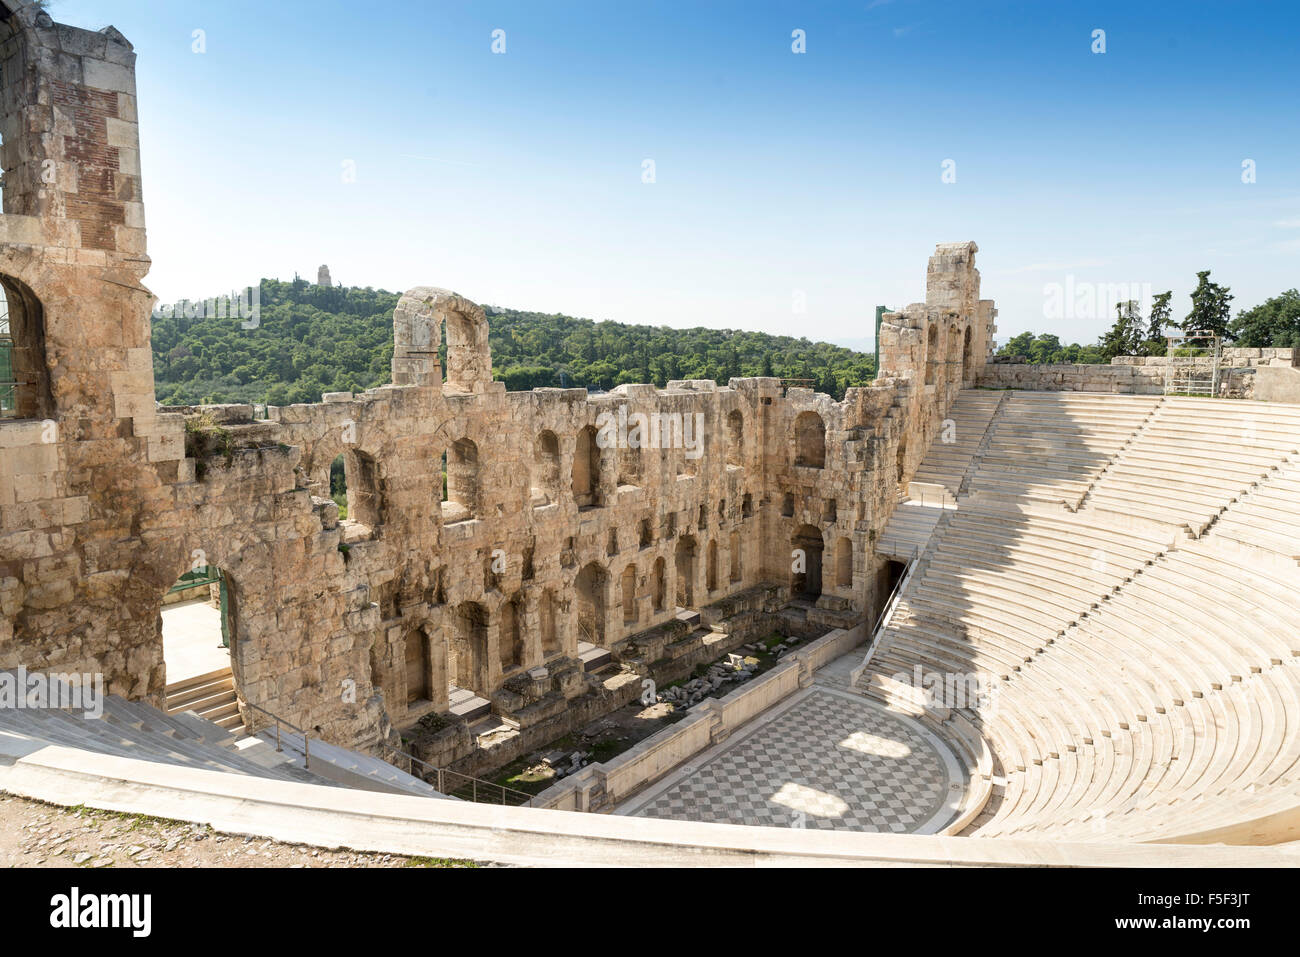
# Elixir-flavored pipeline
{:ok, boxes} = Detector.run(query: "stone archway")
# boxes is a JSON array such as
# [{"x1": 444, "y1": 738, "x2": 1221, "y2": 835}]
[
  {"x1": 675, "y1": 535, "x2": 698, "y2": 608},
  {"x1": 794, "y1": 411, "x2": 825, "y2": 468},
  {"x1": 792, "y1": 524, "x2": 824, "y2": 599},
  {"x1": 450, "y1": 601, "x2": 490, "y2": 696},
  {"x1": 391, "y1": 287, "x2": 493, "y2": 394},
  {"x1": 575, "y1": 562, "x2": 608, "y2": 647},
  {"x1": 0, "y1": 273, "x2": 53, "y2": 420},
  {"x1": 573, "y1": 425, "x2": 603, "y2": 508}
]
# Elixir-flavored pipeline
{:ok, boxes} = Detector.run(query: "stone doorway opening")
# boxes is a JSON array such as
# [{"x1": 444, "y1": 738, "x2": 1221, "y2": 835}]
[
  {"x1": 792, "y1": 525, "x2": 824, "y2": 600},
  {"x1": 160, "y1": 565, "x2": 240, "y2": 733},
  {"x1": 674, "y1": 535, "x2": 697, "y2": 610}
]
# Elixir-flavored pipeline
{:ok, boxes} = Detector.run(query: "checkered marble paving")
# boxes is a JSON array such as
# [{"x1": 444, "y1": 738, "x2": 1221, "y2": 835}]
[{"x1": 626, "y1": 687, "x2": 954, "y2": 832}]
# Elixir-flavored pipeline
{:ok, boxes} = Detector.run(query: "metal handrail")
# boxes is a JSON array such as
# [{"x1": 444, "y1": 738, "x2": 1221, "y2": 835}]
[
  {"x1": 241, "y1": 699, "x2": 531, "y2": 805},
  {"x1": 378, "y1": 741, "x2": 534, "y2": 807},
  {"x1": 242, "y1": 700, "x2": 310, "y2": 769},
  {"x1": 870, "y1": 544, "x2": 920, "y2": 638},
  {"x1": 851, "y1": 543, "x2": 921, "y2": 688},
  {"x1": 900, "y1": 483, "x2": 956, "y2": 508}
]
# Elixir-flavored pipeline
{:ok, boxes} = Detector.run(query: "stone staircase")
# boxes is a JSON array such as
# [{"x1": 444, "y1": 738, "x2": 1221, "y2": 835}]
[
  {"x1": 165, "y1": 667, "x2": 242, "y2": 735},
  {"x1": 0, "y1": 688, "x2": 324, "y2": 785},
  {"x1": 0, "y1": 672, "x2": 452, "y2": 800},
  {"x1": 877, "y1": 500, "x2": 947, "y2": 560},
  {"x1": 911, "y1": 389, "x2": 1007, "y2": 497}
]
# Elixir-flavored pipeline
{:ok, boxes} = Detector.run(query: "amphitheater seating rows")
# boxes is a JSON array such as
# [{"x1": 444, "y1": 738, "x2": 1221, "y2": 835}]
[
  {"x1": 860, "y1": 390, "x2": 1300, "y2": 842},
  {"x1": 1081, "y1": 398, "x2": 1300, "y2": 534},
  {"x1": 963, "y1": 392, "x2": 1159, "y2": 507},
  {"x1": 909, "y1": 390, "x2": 1007, "y2": 496},
  {"x1": 1207, "y1": 455, "x2": 1300, "y2": 559}
]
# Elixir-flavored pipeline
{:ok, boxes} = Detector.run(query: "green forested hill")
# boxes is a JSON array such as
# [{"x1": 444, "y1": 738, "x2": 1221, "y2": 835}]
[{"x1": 150, "y1": 278, "x2": 877, "y2": 405}]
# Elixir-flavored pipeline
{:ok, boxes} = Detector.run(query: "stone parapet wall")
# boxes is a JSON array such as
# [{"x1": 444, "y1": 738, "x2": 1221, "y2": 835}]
[{"x1": 975, "y1": 348, "x2": 1295, "y2": 396}]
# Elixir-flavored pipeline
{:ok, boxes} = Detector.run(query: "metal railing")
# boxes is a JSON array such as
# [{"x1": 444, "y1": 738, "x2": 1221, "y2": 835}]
[
  {"x1": 379, "y1": 741, "x2": 534, "y2": 807},
  {"x1": 875, "y1": 537, "x2": 913, "y2": 559},
  {"x1": 850, "y1": 544, "x2": 920, "y2": 688},
  {"x1": 242, "y1": 700, "x2": 531, "y2": 805},
  {"x1": 243, "y1": 700, "x2": 310, "y2": 769},
  {"x1": 900, "y1": 482, "x2": 957, "y2": 508},
  {"x1": 871, "y1": 544, "x2": 920, "y2": 638}
]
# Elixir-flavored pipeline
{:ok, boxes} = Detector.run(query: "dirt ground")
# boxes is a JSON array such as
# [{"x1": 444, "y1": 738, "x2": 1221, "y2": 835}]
[{"x1": 0, "y1": 792, "x2": 486, "y2": 868}]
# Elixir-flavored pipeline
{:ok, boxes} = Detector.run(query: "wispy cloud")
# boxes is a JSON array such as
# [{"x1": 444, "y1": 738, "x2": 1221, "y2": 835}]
[
  {"x1": 892, "y1": 23, "x2": 919, "y2": 37},
  {"x1": 1274, "y1": 218, "x2": 1300, "y2": 228}
]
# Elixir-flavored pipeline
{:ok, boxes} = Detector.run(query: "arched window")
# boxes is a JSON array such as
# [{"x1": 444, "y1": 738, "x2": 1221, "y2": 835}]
[
  {"x1": 499, "y1": 594, "x2": 523, "y2": 671},
  {"x1": 329, "y1": 454, "x2": 347, "y2": 517},
  {"x1": 443, "y1": 437, "x2": 479, "y2": 522},
  {"x1": 450, "y1": 602, "x2": 490, "y2": 695},
  {"x1": 342, "y1": 449, "x2": 383, "y2": 532},
  {"x1": 794, "y1": 411, "x2": 825, "y2": 468},
  {"x1": 0, "y1": 276, "x2": 53, "y2": 420},
  {"x1": 792, "y1": 525, "x2": 824, "y2": 599},
  {"x1": 725, "y1": 409, "x2": 744, "y2": 467},
  {"x1": 530, "y1": 430, "x2": 561, "y2": 507},
  {"x1": 575, "y1": 562, "x2": 607, "y2": 646},
  {"x1": 651, "y1": 557, "x2": 667, "y2": 612},
  {"x1": 573, "y1": 425, "x2": 602, "y2": 508},
  {"x1": 406, "y1": 629, "x2": 431, "y2": 704},
  {"x1": 674, "y1": 536, "x2": 697, "y2": 608},
  {"x1": 540, "y1": 589, "x2": 561, "y2": 656},
  {"x1": 835, "y1": 538, "x2": 853, "y2": 588},
  {"x1": 621, "y1": 564, "x2": 638, "y2": 623},
  {"x1": 391, "y1": 288, "x2": 491, "y2": 392}
]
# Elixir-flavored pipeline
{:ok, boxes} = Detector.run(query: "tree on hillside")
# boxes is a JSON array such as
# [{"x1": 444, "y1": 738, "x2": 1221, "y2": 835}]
[
  {"x1": 1142, "y1": 291, "x2": 1173, "y2": 355},
  {"x1": 1099, "y1": 300, "x2": 1144, "y2": 360},
  {"x1": 1182, "y1": 270, "x2": 1234, "y2": 339},
  {"x1": 995, "y1": 332, "x2": 1106, "y2": 365},
  {"x1": 1230, "y1": 288, "x2": 1300, "y2": 348},
  {"x1": 151, "y1": 279, "x2": 879, "y2": 404}
]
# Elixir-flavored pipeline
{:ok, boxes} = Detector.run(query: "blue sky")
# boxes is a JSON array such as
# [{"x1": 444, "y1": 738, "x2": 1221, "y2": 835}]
[{"x1": 50, "y1": 0, "x2": 1300, "y2": 349}]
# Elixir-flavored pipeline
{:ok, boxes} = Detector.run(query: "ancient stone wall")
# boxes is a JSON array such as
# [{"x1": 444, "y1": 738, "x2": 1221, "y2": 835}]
[
  {"x1": 976, "y1": 348, "x2": 1295, "y2": 396},
  {"x1": 0, "y1": 9, "x2": 993, "y2": 753}
]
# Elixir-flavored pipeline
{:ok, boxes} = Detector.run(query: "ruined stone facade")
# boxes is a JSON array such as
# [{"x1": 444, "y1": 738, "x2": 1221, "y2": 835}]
[{"x1": 0, "y1": 8, "x2": 994, "y2": 753}]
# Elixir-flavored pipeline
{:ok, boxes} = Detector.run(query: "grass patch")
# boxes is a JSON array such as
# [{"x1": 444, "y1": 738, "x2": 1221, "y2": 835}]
[{"x1": 403, "y1": 856, "x2": 482, "y2": 868}]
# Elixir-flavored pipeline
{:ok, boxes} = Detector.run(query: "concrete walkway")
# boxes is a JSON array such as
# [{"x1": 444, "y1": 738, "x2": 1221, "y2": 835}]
[{"x1": 161, "y1": 599, "x2": 230, "y2": 685}]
